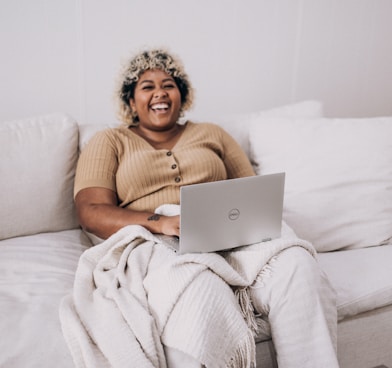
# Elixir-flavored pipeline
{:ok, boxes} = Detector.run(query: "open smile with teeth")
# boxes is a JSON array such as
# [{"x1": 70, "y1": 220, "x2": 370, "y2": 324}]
[{"x1": 150, "y1": 103, "x2": 170, "y2": 112}]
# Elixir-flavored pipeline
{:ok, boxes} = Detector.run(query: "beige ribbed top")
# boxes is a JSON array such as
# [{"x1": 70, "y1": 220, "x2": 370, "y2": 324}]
[{"x1": 74, "y1": 121, "x2": 255, "y2": 212}]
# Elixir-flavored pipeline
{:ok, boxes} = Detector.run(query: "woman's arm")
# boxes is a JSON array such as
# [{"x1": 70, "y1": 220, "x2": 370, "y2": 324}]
[
  {"x1": 219, "y1": 127, "x2": 255, "y2": 179},
  {"x1": 75, "y1": 187, "x2": 180, "y2": 240}
]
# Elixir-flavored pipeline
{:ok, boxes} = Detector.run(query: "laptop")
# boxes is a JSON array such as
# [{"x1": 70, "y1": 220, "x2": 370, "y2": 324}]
[{"x1": 157, "y1": 172, "x2": 285, "y2": 254}]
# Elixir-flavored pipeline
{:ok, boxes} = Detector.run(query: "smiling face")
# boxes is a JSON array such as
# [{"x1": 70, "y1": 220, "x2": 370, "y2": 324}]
[{"x1": 129, "y1": 69, "x2": 182, "y2": 131}]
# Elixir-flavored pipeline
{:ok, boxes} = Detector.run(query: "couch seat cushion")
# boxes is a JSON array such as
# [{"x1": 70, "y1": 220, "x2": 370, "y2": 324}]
[
  {"x1": 0, "y1": 230, "x2": 91, "y2": 368},
  {"x1": 318, "y1": 245, "x2": 392, "y2": 320}
]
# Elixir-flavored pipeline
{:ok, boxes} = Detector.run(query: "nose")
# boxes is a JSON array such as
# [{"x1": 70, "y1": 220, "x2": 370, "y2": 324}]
[{"x1": 153, "y1": 87, "x2": 168, "y2": 99}]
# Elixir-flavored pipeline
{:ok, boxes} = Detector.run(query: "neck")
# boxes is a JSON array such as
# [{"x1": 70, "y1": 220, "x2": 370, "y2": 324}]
[{"x1": 132, "y1": 123, "x2": 185, "y2": 149}]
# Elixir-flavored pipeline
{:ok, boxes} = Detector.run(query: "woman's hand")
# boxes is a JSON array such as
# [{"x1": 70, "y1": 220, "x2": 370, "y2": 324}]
[
  {"x1": 157, "y1": 215, "x2": 180, "y2": 237},
  {"x1": 75, "y1": 187, "x2": 180, "y2": 240}
]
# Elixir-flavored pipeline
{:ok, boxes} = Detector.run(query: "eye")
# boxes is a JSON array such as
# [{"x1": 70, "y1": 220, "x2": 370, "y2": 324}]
[
  {"x1": 163, "y1": 83, "x2": 176, "y2": 89},
  {"x1": 141, "y1": 85, "x2": 153, "y2": 90}
]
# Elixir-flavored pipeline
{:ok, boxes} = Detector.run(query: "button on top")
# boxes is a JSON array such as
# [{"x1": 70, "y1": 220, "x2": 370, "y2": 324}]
[{"x1": 166, "y1": 151, "x2": 172, "y2": 156}]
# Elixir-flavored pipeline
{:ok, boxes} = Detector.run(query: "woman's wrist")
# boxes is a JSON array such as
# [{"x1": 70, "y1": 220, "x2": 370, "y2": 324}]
[
  {"x1": 147, "y1": 213, "x2": 161, "y2": 222},
  {"x1": 146, "y1": 213, "x2": 163, "y2": 233}
]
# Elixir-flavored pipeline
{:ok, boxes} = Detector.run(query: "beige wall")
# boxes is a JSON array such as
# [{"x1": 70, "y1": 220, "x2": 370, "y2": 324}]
[{"x1": 1, "y1": 0, "x2": 391, "y2": 123}]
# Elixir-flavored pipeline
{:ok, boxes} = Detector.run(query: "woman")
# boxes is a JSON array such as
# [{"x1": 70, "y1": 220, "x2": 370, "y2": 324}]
[
  {"x1": 73, "y1": 49, "x2": 339, "y2": 367},
  {"x1": 74, "y1": 49, "x2": 254, "y2": 240}
]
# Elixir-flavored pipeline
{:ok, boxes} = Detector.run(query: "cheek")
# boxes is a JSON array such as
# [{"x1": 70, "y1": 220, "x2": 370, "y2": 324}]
[
  {"x1": 172, "y1": 91, "x2": 182, "y2": 109},
  {"x1": 130, "y1": 97, "x2": 147, "y2": 112}
]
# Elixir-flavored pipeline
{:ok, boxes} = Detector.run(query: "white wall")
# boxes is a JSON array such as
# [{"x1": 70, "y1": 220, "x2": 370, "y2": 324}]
[{"x1": 1, "y1": 0, "x2": 391, "y2": 124}]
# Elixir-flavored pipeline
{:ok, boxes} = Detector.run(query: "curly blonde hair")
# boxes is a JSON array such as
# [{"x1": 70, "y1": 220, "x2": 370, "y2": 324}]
[{"x1": 115, "y1": 48, "x2": 194, "y2": 126}]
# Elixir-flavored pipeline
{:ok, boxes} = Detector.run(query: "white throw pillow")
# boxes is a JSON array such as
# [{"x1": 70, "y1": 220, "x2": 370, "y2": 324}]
[
  {"x1": 249, "y1": 116, "x2": 392, "y2": 252},
  {"x1": 0, "y1": 113, "x2": 79, "y2": 239},
  {"x1": 188, "y1": 100, "x2": 324, "y2": 158}
]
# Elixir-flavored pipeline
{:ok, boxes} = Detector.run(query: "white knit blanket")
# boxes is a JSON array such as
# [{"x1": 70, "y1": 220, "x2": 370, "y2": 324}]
[{"x1": 60, "y1": 207, "x2": 315, "y2": 368}]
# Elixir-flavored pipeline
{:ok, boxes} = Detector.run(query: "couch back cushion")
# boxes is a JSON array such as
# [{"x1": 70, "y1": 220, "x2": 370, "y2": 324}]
[
  {"x1": 249, "y1": 116, "x2": 392, "y2": 252},
  {"x1": 188, "y1": 100, "x2": 324, "y2": 159},
  {"x1": 78, "y1": 123, "x2": 119, "y2": 150},
  {"x1": 0, "y1": 113, "x2": 79, "y2": 240}
]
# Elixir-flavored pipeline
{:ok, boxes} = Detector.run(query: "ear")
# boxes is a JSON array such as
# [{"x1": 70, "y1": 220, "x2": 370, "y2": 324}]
[{"x1": 129, "y1": 98, "x2": 136, "y2": 111}]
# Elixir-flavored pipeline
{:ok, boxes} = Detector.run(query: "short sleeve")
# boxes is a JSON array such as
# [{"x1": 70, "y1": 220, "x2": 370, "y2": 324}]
[{"x1": 74, "y1": 130, "x2": 119, "y2": 197}]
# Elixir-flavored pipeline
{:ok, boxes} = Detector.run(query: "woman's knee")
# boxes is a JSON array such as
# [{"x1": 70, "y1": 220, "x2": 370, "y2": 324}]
[
  {"x1": 250, "y1": 246, "x2": 320, "y2": 313},
  {"x1": 275, "y1": 246, "x2": 319, "y2": 281},
  {"x1": 271, "y1": 247, "x2": 336, "y2": 311}
]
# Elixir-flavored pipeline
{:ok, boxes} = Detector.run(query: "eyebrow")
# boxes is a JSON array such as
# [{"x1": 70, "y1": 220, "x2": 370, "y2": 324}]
[{"x1": 139, "y1": 78, "x2": 175, "y2": 85}]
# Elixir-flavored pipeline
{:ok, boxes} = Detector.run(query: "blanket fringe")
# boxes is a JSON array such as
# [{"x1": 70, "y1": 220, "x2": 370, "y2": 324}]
[
  {"x1": 234, "y1": 256, "x2": 277, "y2": 343},
  {"x1": 227, "y1": 328, "x2": 256, "y2": 368},
  {"x1": 235, "y1": 287, "x2": 259, "y2": 336}
]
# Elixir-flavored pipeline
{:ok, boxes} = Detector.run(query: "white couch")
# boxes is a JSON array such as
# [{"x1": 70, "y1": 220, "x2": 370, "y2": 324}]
[{"x1": 1, "y1": 101, "x2": 391, "y2": 368}]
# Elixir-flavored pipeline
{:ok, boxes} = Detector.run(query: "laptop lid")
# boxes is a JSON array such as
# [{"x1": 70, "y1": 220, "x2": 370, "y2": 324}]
[{"x1": 178, "y1": 172, "x2": 285, "y2": 254}]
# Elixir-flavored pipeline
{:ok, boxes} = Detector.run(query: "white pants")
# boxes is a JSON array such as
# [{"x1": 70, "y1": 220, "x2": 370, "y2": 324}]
[
  {"x1": 249, "y1": 247, "x2": 339, "y2": 368},
  {"x1": 166, "y1": 246, "x2": 339, "y2": 368}
]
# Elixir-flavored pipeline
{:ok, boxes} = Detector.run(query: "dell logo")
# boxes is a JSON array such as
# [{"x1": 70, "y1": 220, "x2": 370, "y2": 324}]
[{"x1": 228, "y1": 208, "x2": 240, "y2": 220}]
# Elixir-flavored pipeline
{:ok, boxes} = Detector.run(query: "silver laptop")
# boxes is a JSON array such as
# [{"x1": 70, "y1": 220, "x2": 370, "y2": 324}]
[{"x1": 158, "y1": 172, "x2": 285, "y2": 254}]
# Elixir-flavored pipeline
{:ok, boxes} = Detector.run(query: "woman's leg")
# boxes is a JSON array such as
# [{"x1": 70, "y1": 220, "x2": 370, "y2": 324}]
[{"x1": 249, "y1": 247, "x2": 339, "y2": 368}]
